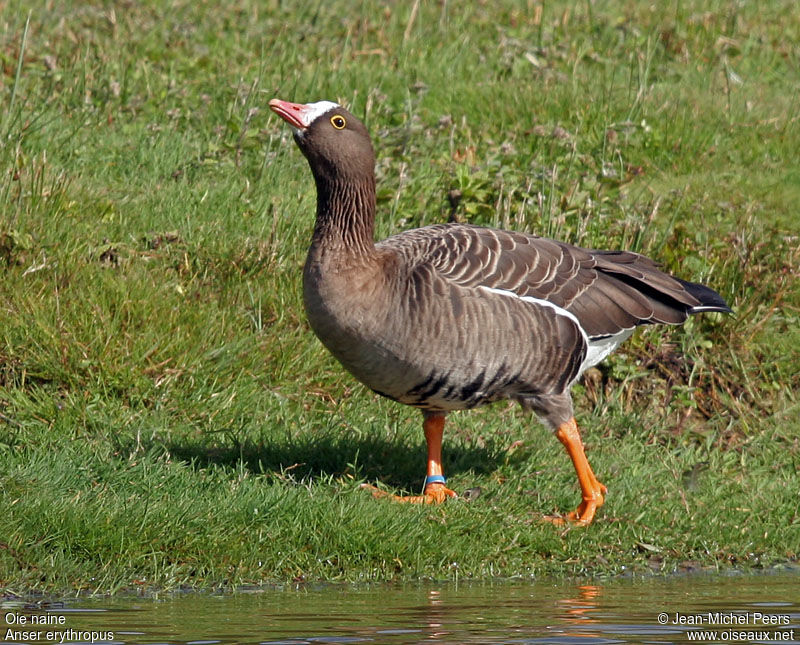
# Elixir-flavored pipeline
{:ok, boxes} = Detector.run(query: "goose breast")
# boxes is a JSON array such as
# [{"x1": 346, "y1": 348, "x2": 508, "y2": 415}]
[{"x1": 303, "y1": 224, "x2": 590, "y2": 414}]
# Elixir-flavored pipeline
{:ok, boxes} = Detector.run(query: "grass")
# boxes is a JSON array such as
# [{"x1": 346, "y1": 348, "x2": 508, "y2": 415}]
[{"x1": 1, "y1": 0, "x2": 798, "y2": 594}]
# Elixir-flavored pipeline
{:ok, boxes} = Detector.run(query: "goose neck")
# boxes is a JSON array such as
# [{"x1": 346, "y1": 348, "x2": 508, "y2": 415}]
[{"x1": 311, "y1": 175, "x2": 377, "y2": 259}]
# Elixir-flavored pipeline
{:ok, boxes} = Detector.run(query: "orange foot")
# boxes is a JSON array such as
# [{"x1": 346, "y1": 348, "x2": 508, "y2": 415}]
[
  {"x1": 542, "y1": 417, "x2": 608, "y2": 527},
  {"x1": 360, "y1": 482, "x2": 458, "y2": 504},
  {"x1": 544, "y1": 482, "x2": 608, "y2": 526}
]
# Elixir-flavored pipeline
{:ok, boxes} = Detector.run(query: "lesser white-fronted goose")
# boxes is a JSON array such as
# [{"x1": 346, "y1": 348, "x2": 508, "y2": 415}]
[{"x1": 268, "y1": 97, "x2": 731, "y2": 525}]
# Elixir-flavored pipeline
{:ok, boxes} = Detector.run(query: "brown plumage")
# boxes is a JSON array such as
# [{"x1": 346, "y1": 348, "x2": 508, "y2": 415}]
[{"x1": 269, "y1": 98, "x2": 731, "y2": 524}]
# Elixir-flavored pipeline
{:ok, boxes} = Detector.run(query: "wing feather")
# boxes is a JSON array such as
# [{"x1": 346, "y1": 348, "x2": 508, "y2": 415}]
[{"x1": 378, "y1": 223, "x2": 728, "y2": 339}]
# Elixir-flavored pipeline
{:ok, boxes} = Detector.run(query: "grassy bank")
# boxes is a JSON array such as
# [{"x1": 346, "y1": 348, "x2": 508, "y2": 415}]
[{"x1": 1, "y1": 0, "x2": 798, "y2": 594}]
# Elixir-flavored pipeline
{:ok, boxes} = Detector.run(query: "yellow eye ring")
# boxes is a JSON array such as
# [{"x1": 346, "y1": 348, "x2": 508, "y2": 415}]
[{"x1": 330, "y1": 115, "x2": 346, "y2": 129}]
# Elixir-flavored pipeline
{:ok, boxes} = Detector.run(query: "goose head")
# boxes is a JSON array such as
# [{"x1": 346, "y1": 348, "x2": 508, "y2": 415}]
[{"x1": 269, "y1": 98, "x2": 375, "y2": 185}]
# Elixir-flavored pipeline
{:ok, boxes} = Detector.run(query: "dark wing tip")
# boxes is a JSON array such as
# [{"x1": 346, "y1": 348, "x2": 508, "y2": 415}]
[{"x1": 678, "y1": 278, "x2": 733, "y2": 314}]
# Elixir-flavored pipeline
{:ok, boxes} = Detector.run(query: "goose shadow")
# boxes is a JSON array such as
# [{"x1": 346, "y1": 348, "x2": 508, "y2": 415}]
[{"x1": 161, "y1": 429, "x2": 503, "y2": 492}]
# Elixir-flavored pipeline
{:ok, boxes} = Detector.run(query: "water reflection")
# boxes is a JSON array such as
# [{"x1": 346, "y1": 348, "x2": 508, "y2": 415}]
[
  {"x1": 2, "y1": 571, "x2": 798, "y2": 644},
  {"x1": 555, "y1": 584, "x2": 603, "y2": 641}
]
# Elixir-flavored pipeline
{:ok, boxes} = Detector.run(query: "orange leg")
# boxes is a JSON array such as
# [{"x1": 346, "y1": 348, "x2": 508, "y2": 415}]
[
  {"x1": 361, "y1": 414, "x2": 458, "y2": 504},
  {"x1": 545, "y1": 417, "x2": 607, "y2": 526}
]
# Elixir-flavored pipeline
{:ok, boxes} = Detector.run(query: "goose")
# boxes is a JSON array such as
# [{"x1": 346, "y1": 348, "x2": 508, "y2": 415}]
[{"x1": 268, "y1": 97, "x2": 731, "y2": 525}]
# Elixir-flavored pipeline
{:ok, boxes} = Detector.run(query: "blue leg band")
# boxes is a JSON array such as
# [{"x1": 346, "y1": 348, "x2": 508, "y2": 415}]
[{"x1": 424, "y1": 475, "x2": 447, "y2": 487}]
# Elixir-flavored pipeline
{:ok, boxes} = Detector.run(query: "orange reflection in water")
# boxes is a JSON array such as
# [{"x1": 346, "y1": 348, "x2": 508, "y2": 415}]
[{"x1": 556, "y1": 584, "x2": 603, "y2": 639}]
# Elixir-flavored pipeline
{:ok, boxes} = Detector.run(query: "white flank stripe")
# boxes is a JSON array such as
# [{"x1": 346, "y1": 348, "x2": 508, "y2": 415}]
[
  {"x1": 479, "y1": 285, "x2": 586, "y2": 333},
  {"x1": 479, "y1": 286, "x2": 634, "y2": 378}
]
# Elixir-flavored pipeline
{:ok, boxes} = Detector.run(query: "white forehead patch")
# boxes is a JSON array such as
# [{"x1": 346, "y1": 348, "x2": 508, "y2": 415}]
[{"x1": 301, "y1": 100, "x2": 340, "y2": 126}]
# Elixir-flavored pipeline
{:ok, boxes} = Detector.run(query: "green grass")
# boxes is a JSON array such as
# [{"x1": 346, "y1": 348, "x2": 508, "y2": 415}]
[{"x1": 1, "y1": 0, "x2": 798, "y2": 594}]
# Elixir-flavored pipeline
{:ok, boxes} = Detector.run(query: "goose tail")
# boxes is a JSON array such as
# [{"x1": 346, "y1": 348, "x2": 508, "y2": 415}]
[{"x1": 677, "y1": 278, "x2": 733, "y2": 314}]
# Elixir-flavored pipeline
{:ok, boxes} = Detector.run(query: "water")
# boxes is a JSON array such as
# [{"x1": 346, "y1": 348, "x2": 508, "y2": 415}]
[{"x1": 2, "y1": 572, "x2": 798, "y2": 644}]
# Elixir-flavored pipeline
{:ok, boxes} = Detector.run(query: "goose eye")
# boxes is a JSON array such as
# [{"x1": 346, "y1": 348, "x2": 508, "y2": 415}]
[{"x1": 330, "y1": 115, "x2": 346, "y2": 129}]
